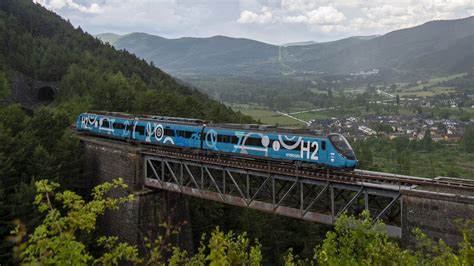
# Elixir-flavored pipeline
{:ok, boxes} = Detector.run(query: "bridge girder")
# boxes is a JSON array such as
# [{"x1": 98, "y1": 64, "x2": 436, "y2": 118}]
[{"x1": 143, "y1": 155, "x2": 402, "y2": 237}]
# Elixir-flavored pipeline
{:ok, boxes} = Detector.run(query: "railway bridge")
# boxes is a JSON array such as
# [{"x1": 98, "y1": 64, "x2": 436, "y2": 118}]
[{"x1": 80, "y1": 136, "x2": 474, "y2": 254}]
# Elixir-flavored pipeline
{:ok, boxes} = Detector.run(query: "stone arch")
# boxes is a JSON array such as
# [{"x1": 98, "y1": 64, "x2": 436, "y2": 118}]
[{"x1": 37, "y1": 86, "x2": 55, "y2": 102}]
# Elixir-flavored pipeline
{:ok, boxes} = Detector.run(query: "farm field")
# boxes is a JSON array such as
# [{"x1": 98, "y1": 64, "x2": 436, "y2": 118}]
[
  {"x1": 231, "y1": 105, "x2": 305, "y2": 126},
  {"x1": 291, "y1": 106, "x2": 415, "y2": 121},
  {"x1": 395, "y1": 73, "x2": 466, "y2": 97},
  {"x1": 231, "y1": 104, "x2": 427, "y2": 127},
  {"x1": 293, "y1": 109, "x2": 344, "y2": 121},
  {"x1": 397, "y1": 86, "x2": 456, "y2": 97}
]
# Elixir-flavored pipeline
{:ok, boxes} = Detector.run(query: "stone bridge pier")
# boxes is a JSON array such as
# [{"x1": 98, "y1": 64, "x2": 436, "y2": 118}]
[
  {"x1": 80, "y1": 136, "x2": 474, "y2": 255},
  {"x1": 81, "y1": 138, "x2": 193, "y2": 257},
  {"x1": 401, "y1": 186, "x2": 474, "y2": 249}
]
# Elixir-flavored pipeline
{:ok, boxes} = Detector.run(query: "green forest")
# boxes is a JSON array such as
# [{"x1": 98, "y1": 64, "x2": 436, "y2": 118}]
[
  {"x1": 7, "y1": 178, "x2": 474, "y2": 265},
  {"x1": 352, "y1": 133, "x2": 474, "y2": 178},
  {"x1": 0, "y1": 0, "x2": 473, "y2": 265},
  {"x1": 0, "y1": 0, "x2": 251, "y2": 123},
  {"x1": 0, "y1": 0, "x2": 250, "y2": 263}
]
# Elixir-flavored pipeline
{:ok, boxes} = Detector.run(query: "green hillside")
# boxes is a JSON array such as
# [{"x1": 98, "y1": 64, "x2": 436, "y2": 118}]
[
  {"x1": 110, "y1": 33, "x2": 281, "y2": 76},
  {"x1": 95, "y1": 32, "x2": 123, "y2": 45},
  {"x1": 0, "y1": 0, "x2": 251, "y2": 123},
  {"x1": 0, "y1": 1, "x2": 251, "y2": 263}
]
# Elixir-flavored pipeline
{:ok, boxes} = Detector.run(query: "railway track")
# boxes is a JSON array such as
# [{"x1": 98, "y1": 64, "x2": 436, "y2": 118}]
[
  {"x1": 80, "y1": 135, "x2": 474, "y2": 192},
  {"x1": 143, "y1": 147, "x2": 474, "y2": 192}
]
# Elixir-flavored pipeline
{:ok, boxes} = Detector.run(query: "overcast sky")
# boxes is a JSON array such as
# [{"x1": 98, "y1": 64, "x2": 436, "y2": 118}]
[{"x1": 33, "y1": 0, "x2": 473, "y2": 45}]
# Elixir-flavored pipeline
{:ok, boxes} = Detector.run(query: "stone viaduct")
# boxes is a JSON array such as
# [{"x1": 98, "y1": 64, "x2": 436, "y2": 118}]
[{"x1": 81, "y1": 136, "x2": 474, "y2": 255}]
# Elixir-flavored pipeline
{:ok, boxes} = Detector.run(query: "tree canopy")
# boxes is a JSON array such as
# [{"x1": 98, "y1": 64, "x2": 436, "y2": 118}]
[
  {"x1": 11, "y1": 179, "x2": 474, "y2": 265},
  {"x1": 0, "y1": 0, "x2": 253, "y2": 123}
]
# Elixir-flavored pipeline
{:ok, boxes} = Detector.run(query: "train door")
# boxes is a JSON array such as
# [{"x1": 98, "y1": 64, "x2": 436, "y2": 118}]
[{"x1": 320, "y1": 139, "x2": 328, "y2": 164}]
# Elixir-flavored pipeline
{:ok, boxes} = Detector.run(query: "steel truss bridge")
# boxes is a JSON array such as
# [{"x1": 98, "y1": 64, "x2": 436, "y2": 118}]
[{"x1": 143, "y1": 149, "x2": 474, "y2": 238}]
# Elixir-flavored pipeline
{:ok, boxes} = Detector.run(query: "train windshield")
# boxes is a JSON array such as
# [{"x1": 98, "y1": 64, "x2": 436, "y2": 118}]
[{"x1": 328, "y1": 134, "x2": 356, "y2": 160}]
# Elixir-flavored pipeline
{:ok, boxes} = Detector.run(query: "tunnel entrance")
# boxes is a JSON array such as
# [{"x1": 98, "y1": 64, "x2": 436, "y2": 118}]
[{"x1": 37, "y1": 86, "x2": 55, "y2": 102}]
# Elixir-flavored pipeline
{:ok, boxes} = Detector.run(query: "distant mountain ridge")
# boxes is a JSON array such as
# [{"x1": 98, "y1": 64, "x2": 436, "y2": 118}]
[
  {"x1": 100, "y1": 33, "x2": 279, "y2": 76},
  {"x1": 282, "y1": 41, "x2": 317, "y2": 47},
  {"x1": 95, "y1": 32, "x2": 123, "y2": 45},
  {"x1": 96, "y1": 16, "x2": 474, "y2": 80}
]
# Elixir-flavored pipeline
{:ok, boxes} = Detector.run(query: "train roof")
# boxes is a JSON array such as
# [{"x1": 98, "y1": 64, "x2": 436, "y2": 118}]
[
  {"x1": 209, "y1": 123, "x2": 323, "y2": 137},
  {"x1": 86, "y1": 111, "x2": 209, "y2": 125},
  {"x1": 84, "y1": 111, "x2": 325, "y2": 137},
  {"x1": 144, "y1": 115, "x2": 207, "y2": 124}
]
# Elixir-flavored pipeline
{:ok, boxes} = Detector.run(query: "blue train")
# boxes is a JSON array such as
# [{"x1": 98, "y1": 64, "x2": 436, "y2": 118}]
[{"x1": 76, "y1": 112, "x2": 358, "y2": 169}]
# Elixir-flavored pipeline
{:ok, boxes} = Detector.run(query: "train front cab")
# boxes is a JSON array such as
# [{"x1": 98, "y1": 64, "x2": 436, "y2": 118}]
[{"x1": 327, "y1": 133, "x2": 358, "y2": 169}]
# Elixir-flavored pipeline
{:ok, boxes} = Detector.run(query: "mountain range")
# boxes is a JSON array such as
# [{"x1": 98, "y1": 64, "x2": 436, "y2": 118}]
[{"x1": 97, "y1": 16, "x2": 474, "y2": 81}]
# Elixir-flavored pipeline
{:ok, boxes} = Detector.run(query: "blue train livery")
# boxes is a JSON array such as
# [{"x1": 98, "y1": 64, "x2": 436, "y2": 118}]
[{"x1": 76, "y1": 112, "x2": 358, "y2": 169}]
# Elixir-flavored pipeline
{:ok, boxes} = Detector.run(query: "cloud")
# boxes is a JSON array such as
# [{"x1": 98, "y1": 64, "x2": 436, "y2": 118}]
[
  {"x1": 284, "y1": 15, "x2": 308, "y2": 23},
  {"x1": 238, "y1": 8, "x2": 273, "y2": 24},
  {"x1": 34, "y1": 0, "x2": 102, "y2": 14},
  {"x1": 365, "y1": 5, "x2": 407, "y2": 20},
  {"x1": 281, "y1": 0, "x2": 318, "y2": 12},
  {"x1": 306, "y1": 5, "x2": 346, "y2": 25},
  {"x1": 33, "y1": 0, "x2": 474, "y2": 44},
  {"x1": 240, "y1": 4, "x2": 346, "y2": 27},
  {"x1": 283, "y1": 5, "x2": 346, "y2": 27}
]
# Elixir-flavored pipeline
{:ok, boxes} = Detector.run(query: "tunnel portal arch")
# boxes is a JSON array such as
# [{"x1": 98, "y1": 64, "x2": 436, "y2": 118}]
[{"x1": 37, "y1": 86, "x2": 55, "y2": 102}]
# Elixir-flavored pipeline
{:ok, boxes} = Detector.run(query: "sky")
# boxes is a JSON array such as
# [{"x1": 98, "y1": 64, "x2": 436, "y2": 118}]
[{"x1": 33, "y1": 0, "x2": 474, "y2": 45}]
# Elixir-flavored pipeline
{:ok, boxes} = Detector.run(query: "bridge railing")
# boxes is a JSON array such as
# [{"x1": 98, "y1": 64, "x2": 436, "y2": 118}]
[{"x1": 143, "y1": 152, "x2": 403, "y2": 237}]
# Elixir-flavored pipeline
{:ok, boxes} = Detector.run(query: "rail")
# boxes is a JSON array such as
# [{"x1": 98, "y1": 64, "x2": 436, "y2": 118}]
[{"x1": 142, "y1": 147, "x2": 474, "y2": 192}]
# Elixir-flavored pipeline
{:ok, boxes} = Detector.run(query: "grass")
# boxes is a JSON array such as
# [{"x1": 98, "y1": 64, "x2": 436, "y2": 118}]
[
  {"x1": 294, "y1": 109, "x2": 339, "y2": 121},
  {"x1": 395, "y1": 73, "x2": 466, "y2": 97},
  {"x1": 397, "y1": 87, "x2": 456, "y2": 97},
  {"x1": 292, "y1": 106, "x2": 381, "y2": 121},
  {"x1": 232, "y1": 104, "x2": 419, "y2": 126},
  {"x1": 231, "y1": 105, "x2": 306, "y2": 126},
  {"x1": 371, "y1": 146, "x2": 474, "y2": 179}
]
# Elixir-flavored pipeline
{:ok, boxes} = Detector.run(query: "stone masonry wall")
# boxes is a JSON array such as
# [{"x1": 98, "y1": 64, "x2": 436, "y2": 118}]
[
  {"x1": 81, "y1": 137, "x2": 193, "y2": 256},
  {"x1": 401, "y1": 188, "x2": 474, "y2": 249}
]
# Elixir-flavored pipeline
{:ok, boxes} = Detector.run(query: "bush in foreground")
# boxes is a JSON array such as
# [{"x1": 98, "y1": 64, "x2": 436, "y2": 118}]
[{"x1": 10, "y1": 178, "x2": 473, "y2": 265}]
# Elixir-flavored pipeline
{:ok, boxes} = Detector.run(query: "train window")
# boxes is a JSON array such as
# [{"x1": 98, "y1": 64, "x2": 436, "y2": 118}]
[
  {"x1": 164, "y1": 129, "x2": 175, "y2": 137},
  {"x1": 321, "y1": 141, "x2": 326, "y2": 150},
  {"x1": 135, "y1": 126, "x2": 145, "y2": 135},
  {"x1": 177, "y1": 130, "x2": 194, "y2": 138},
  {"x1": 280, "y1": 141, "x2": 300, "y2": 150},
  {"x1": 230, "y1": 136, "x2": 239, "y2": 144},
  {"x1": 217, "y1": 135, "x2": 231, "y2": 143},
  {"x1": 113, "y1": 123, "x2": 125, "y2": 130},
  {"x1": 328, "y1": 134, "x2": 356, "y2": 160},
  {"x1": 101, "y1": 119, "x2": 110, "y2": 128},
  {"x1": 245, "y1": 137, "x2": 263, "y2": 147},
  {"x1": 285, "y1": 141, "x2": 297, "y2": 147}
]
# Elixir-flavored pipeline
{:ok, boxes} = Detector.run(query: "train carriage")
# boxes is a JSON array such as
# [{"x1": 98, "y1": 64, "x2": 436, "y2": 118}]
[
  {"x1": 201, "y1": 125, "x2": 357, "y2": 169},
  {"x1": 76, "y1": 112, "x2": 358, "y2": 169}
]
